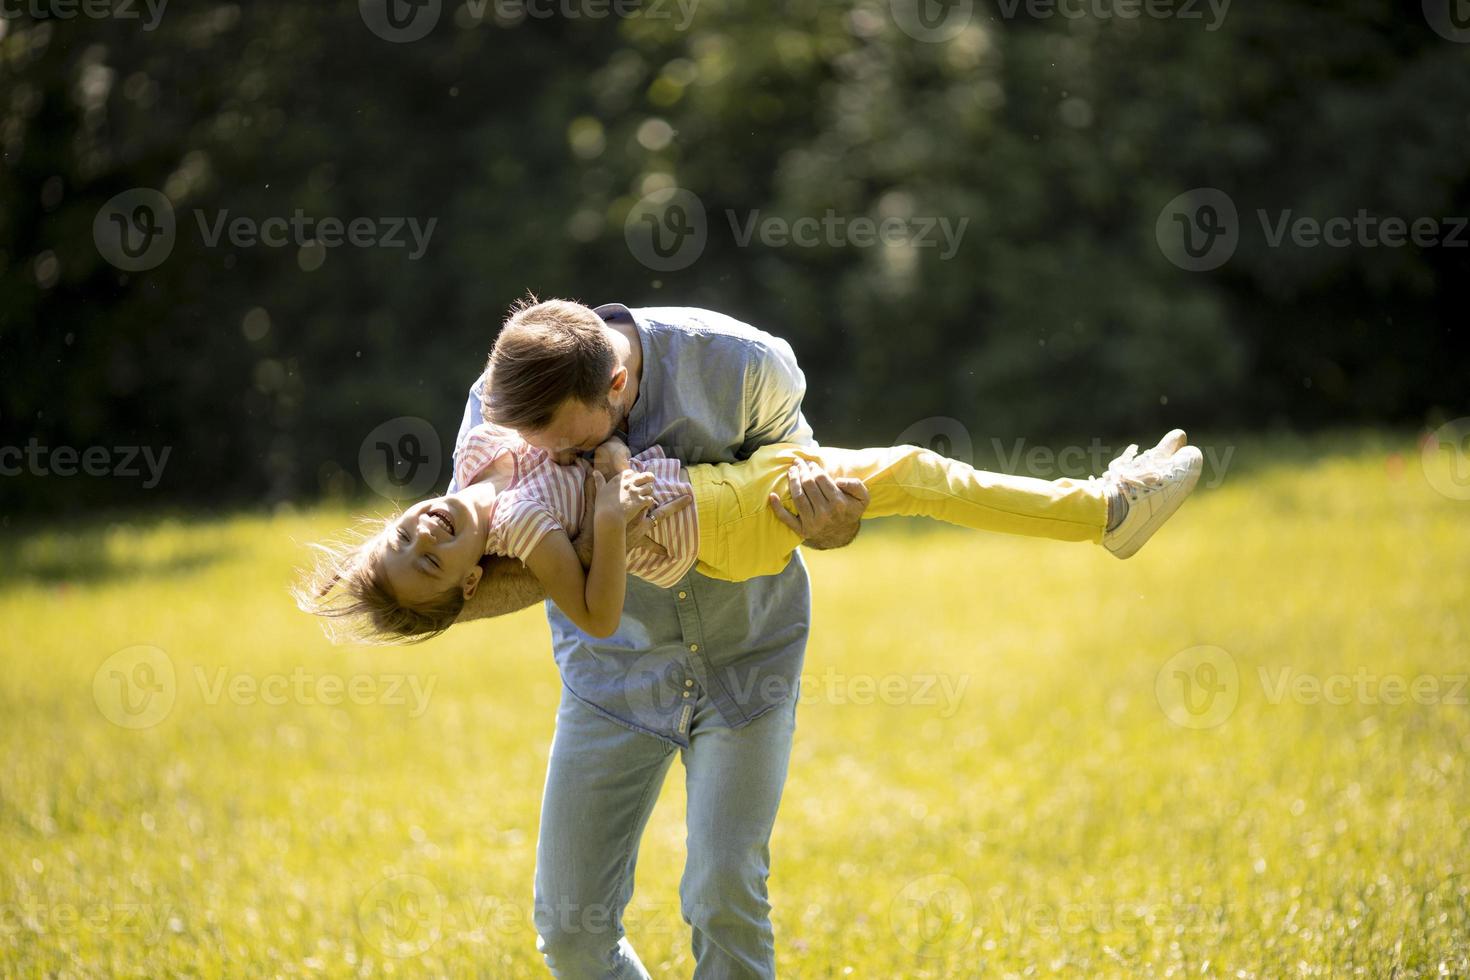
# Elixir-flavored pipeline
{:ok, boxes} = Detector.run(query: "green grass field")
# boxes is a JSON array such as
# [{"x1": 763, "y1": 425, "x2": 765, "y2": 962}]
[{"x1": 3, "y1": 433, "x2": 1468, "y2": 977}]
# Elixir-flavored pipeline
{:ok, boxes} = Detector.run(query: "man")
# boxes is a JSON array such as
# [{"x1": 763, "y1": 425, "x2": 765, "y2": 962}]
[{"x1": 446, "y1": 298, "x2": 867, "y2": 977}]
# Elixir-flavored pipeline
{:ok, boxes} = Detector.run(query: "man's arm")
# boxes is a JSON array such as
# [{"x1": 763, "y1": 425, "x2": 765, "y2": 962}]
[
  {"x1": 745, "y1": 338, "x2": 868, "y2": 550},
  {"x1": 456, "y1": 555, "x2": 547, "y2": 623}
]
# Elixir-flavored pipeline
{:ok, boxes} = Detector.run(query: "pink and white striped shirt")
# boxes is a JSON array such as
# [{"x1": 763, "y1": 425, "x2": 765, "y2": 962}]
[{"x1": 452, "y1": 424, "x2": 699, "y2": 589}]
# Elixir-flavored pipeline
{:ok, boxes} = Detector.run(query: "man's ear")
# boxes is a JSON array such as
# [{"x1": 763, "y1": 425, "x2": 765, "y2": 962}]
[
  {"x1": 461, "y1": 563, "x2": 485, "y2": 600},
  {"x1": 609, "y1": 365, "x2": 628, "y2": 397}
]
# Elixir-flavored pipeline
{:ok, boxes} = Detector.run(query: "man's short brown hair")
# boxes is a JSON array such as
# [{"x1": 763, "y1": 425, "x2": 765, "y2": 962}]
[{"x1": 483, "y1": 297, "x2": 616, "y2": 432}]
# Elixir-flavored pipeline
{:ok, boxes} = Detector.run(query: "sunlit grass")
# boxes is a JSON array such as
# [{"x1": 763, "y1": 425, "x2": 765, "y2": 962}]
[{"x1": 2, "y1": 433, "x2": 1467, "y2": 977}]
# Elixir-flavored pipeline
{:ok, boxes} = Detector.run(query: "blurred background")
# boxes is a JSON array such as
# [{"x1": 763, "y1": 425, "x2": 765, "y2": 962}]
[
  {"x1": 2, "y1": 0, "x2": 1466, "y2": 514},
  {"x1": 3, "y1": 2, "x2": 1470, "y2": 977}
]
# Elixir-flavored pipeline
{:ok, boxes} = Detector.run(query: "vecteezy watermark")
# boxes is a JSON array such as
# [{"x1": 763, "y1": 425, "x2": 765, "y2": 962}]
[
  {"x1": 1157, "y1": 187, "x2": 1469, "y2": 272},
  {"x1": 620, "y1": 657, "x2": 972, "y2": 733},
  {"x1": 1155, "y1": 188, "x2": 1240, "y2": 272},
  {"x1": 890, "y1": 874, "x2": 975, "y2": 956},
  {"x1": 359, "y1": 416, "x2": 443, "y2": 501},
  {"x1": 624, "y1": 187, "x2": 968, "y2": 272},
  {"x1": 192, "y1": 666, "x2": 437, "y2": 717},
  {"x1": 358, "y1": 874, "x2": 444, "y2": 958},
  {"x1": 0, "y1": 439, "x2": 171, "y2": 488},
  {"x1": 193, "y1": 211, "x2": 436, "y2": 259},
  {"x1": 93, "y1": 646, "x2": 438, "y2": 729},
  {"x1": 1420, "y1": 418, "x2": 1470, "y2": 501},
  {"x1": 624, "y1": 187, "x2": 708, "y2": 272},
  {"x1": 1423, "y1": 0, "x2": 1470, "y2": 42},
  {"x1": 93, "y1": 188, "x2": 176, "y2": 272},
  {"x1": 989, "y1": 0, "x2": 1229, "y2": 30},
  {"x1": 93, "y1": 646, "x2": 177, "y2": 730},
  {"x1": 889, "y1": 0, "x2": 974, "y2": 42},
  {"x1": 889, "y1": 0, "x2": 1227, "y2": 43},
  {"x1": 355, "y1": 874, "x2": 696, "y2": 959},
  {"x1": 895, "y1": 417, "x2": 976, "y2": 466},
  {"x1": 359, "y1": 0, "x2": 696, "y2": 42},
  {"x1": 727, "y1": 210, "x2": 968, "y2": 261},
  {"x1": 992, "y1": 436, "x2": 1233, "y2": 489},
  {"x1": 1257, "y1": 667, "x2": 1468, "y2": 708},
  {"x1": 1157, "y1": 645, "x2": 1469, "y2": 729},
  {"x1": 0, "y1": 0, "x2": 168, "y2": 30},
  {"x1": 1156, "y1": 645, "x2": 1240, "y2": 729},
  {"x1": 482, "y1": 0, "x2": 698, "y2": 29},
  {"x1": 93, "y1": 187, "x2": 437, "y2": 272},
  {"x1": 0, "y1": 899, "x2": 180, "y2": 946}
]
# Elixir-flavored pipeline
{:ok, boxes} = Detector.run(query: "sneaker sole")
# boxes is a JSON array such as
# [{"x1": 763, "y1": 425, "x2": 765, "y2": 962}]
[{"x1": 1106, "y1": 447, "x2": 1204, "y2": 559}]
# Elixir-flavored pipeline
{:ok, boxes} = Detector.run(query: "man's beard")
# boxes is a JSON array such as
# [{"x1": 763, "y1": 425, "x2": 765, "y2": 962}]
[{"x1": 605, "y1": 396, "x2": 627, "y2": 441}]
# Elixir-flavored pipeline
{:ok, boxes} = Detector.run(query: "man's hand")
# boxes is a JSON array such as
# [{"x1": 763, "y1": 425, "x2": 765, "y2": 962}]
[
  {"x1": 768, "y1": 458, "x2": 869, "y2": 550},
  {"x1": 570, "y1": 469, "x2": 694, "y2": 567}
]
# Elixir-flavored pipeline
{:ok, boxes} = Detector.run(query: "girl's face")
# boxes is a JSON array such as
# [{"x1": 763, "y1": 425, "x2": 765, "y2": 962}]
[{"x1": 379, "y1": 490, "x2": 492, "y2": 606}]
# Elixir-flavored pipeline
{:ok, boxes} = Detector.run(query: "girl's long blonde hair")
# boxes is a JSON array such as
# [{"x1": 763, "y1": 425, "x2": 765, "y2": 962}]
[{"x1": 293, "y1": 517, "x2": 466, "y2": 644}]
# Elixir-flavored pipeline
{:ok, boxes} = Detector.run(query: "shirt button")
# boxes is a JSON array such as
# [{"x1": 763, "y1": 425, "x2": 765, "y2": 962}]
[
  {"x1": 678, "y1": 591, "x2": 687, "y2": 600},
  {"x1": 682, "y1": 691, "x2": 691, "y2": 699},
  {"x1": 684, "y1": 679, "x2": 694, "y2": 687},
  {"x1": 689, "y1": 643, "x2": 699, "y2": 652}
]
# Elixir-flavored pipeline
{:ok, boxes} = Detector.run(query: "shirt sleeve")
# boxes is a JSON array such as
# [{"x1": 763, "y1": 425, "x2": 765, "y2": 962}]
[
  {"x1": 499, "y1": 500, "x2": 565, "y2": 563},
  {"x1": 739, "y1": 336, "x2": 816, "y2": 456},
  {"x1": 447, "y1": 377, "x2": 487, "y2": 493},
  {"x1": 452, "y1": 421, "x2": 530, "y2": 490}
]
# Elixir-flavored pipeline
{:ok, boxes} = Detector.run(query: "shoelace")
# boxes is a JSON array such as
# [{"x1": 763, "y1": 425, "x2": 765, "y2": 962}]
[{"x1": 1106, "y1": 444, "x2": 1167, "y2": 498}]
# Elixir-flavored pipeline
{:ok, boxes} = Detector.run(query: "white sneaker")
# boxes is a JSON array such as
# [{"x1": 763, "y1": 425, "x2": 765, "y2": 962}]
[
  {"x1": 1108, "y1": 428, "x2": 1188, "y2": 474},
  {"x1": 1102, "y1": 444, "x2": 1203, "y2": 559}
]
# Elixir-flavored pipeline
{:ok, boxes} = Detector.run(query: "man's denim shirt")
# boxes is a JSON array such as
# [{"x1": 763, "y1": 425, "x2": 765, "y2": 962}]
[{"x1": 449, "y1": 305, "x2": 814, "y2": 746}]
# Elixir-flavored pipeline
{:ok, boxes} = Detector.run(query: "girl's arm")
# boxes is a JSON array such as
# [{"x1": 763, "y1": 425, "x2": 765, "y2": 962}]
[{"x1": 523, "y1": 470, "x2": 654, "y2": 637}]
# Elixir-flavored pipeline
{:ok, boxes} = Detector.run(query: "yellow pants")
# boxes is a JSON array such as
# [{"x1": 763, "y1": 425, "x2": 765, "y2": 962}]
[{"x1": 688, "y1": 443, "x2": 1108, "y2": 583}]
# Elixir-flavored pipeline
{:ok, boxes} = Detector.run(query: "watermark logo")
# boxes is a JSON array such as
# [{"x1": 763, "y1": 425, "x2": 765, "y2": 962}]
[
  {"x1": 93, "y1": 646, "x2": 177, "y2": 729},
  {"x1": 1155, "y1": 645, "x2": 1239, "y2": 729},
  {"x1": 1159, "y1": 187, "x2": 1469, "y2": 271},
  {"x1": 1257, "y1": 667, "x2": 1467, "y2": 707},
  {"x1": 0, "y1": 0, "x2": 169, "y2": 31},
  {"x1": 92, "y1": 650, "x2": 437, "y2": 727},
  {"x1": 0, "y1": 440, "x2": 171, "y2": 488},
  {"x1": 621, "y1": 651, "x2": 690, "y2": 732},
  {"x1": 359, "y1": 417, "x2": 443, "y2": 500},
  {"x1": 624, "y1": 187, "x2": 707, "y2": 272},
  {"x1": 95, "y1": 187, "x2": 434, "y2": 270},
  {"x1": 889, "y1": 0, "x2": 974, "y2": 43},
  {"x1": 193, "y1": 667, "x2": 437, "y2": 716},
  {"x1": 728, "y1": 209, "x2": 967, "y2": 260},
  {"x1": 1156, "y1": 187, "x2": 1238, "y2": 272},
  {"x1": 625, "y1": 186, "x2": 967, "y2": 270},
  {"x1": 0, "y1": 899, "x2": 179, "y2": 945},
  {"x1": 895, "y1": 416, "x2": 975, "y2": 466},
  {"x1": 93, "y1": 188, "x2": 176, "y2": 272},
  {"x1": 488, "y1": 0, "x2": 698, "y2": 29},
  {"x1": 891, "y1": 873, "x2": 974, "y2": 956},
  {"x1": 1420, "y1": 418, "x2": 1470, "y2": 501},
  {"x1": 360, "y1": 0, "x2": 442, "y2": 41},
  {"x1": 991, "y1": 436, "x2": 1234, "y2": 489},
  {"x1": 357, "y1": 874, "x2": 444, "y2": 957},
  {"x1": 1424, "y1": 0, "x2": 1470, "y2": 42},
  {"x1": 193, "y1": 210, "x2": 436, "y2": 260},
  {"x1": 987, "y1": 0, "x2": 1230, "y2": 31}
]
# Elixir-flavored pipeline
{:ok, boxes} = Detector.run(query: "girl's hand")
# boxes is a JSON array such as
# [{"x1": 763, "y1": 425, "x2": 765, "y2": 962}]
[{"x1": 593, "y1": 470, "x2": 655, "y2": 528}]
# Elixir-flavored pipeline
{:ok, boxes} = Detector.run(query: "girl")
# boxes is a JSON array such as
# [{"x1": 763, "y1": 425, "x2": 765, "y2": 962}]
[{"x1": 299, "y1": 427, "x2": 1202, "y2": 642}]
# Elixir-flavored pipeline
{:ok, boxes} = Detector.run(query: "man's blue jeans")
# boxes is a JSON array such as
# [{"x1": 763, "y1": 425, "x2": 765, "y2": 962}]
[{"x1": 533, "y1": 685, "x2": 798, "y2": 978}]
